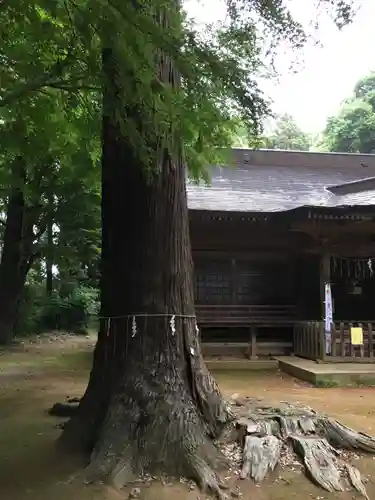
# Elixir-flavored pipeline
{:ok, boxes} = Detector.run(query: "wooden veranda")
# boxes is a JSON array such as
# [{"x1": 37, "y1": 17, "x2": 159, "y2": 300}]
[{"x1": 197, "y1": 304, "x2": 296, "y2": 359}]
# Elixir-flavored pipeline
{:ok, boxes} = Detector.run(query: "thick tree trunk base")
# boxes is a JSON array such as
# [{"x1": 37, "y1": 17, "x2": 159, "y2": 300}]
[
  {"x1": 90, "y1": 366, "x2": 230, "y2": 498},
  {"x1": 67, "y1": 368, "x2": 229, "y2": 498},
  {"x1": 0, "y1": 316, "x2": 17, "y2": 345},
  {"x1": 51, "y1": 393, "x2": 375, "y2": 499},
  {"x1": 53, "y1": 329, "x2": 232, "y2": 499}
]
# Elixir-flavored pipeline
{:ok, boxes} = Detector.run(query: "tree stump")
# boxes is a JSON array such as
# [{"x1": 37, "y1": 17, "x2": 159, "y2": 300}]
[{"x1": 231, "y1": 396, "x2": 375, "y2": 498}]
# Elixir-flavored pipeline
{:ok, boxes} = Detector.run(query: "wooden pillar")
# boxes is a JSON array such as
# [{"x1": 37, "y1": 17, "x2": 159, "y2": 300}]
[
  {"x1": 318, "y1": 321, "x2": 326, "y2": 360},
  {"x1": 231, "y1": 258, "x2": 237, "y2": 305}
]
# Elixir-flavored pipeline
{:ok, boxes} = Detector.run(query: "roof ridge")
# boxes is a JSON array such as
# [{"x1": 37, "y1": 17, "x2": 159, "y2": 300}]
[{"x1": 229, "y1": 149, "x2": 375, "y2": 170}]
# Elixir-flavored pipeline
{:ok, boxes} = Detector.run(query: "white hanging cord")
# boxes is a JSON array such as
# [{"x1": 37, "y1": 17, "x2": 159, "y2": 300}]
[
  {"x1": 99, "y1": 313, "x2": 196, "y2": 320},
  {"x1": 368, "y1": 258, "x2": 373, "y2": 275},
  {"x1": 195, "y1": 321, "x2": 200, "y2": 336},
  {"x1": 131, "y1": 315, "x2": 137, "y2": 338},
  {"x1": 169, "y1": 315, "x2": 176, "y2": 336},
  {"x1": 99, "y1": 313, "x2": 199, "y2": 340}
]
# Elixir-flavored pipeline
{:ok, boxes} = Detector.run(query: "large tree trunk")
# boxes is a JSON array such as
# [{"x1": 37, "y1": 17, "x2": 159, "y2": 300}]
[
  {"x1": 60, "y1": 8, "x2": 231, "y2": 496},
  {"x1": 0, "y1": 159, "x2": 33, "y2": 344}
]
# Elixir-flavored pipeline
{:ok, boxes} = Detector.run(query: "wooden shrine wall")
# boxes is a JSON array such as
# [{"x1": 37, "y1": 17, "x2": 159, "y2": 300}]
[
  {"x1": 189, "y1": 210, "x2": 375, "y2": 319},
  {"x1": 189, "y1": 214, "x2": 303, "y2": 307},
  {"x1": 193, "y1": 254, "x2": 296, "y2": 306}
]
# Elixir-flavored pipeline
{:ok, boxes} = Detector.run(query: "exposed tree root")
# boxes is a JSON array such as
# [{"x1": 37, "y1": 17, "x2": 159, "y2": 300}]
[
  {"x1": 240, "y1": 435, "x2": 280, "y2": 481},
  {"x1": 184, "y1": 333, "x2": 234, "y2": 439},
  {"x1": 48, "y1": 400, "x2": 80, "y2": 417},
  {"x1": 233, "y1": 397, "x2": 375, "y2": 498},
  {"x1": 291, "y1": 436, "x2": 344, "y2": 492}
]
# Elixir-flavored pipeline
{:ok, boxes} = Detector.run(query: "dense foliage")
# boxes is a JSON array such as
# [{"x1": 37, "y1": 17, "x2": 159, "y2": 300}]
[
  {"x1": 321, "y1": 72, "x2": 375, "y2": 153},
  {"x1": 263, "y1": 113, "x2": 311, "y2": 151},
  {"x1": 0, "y1": 0, "x2": 357, "y2": 341}
]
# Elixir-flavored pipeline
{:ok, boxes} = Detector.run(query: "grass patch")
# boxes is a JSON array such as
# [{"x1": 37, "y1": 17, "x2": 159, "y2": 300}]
[
  {"x1": 314, "y1": 378, "x2": 341, "y2": 388},
  {"x1": 0, "y1": 350, "x2": 92, "y2": 374},
  {"x1": 0, "y1": 336, "x2": 94, "y2": 376},
  {"x1": 314, "y1": 376, "x2": 375, "y2": 388},
  {"x1": 351, "y1": 377, "x2": 375, "y2": 388}
]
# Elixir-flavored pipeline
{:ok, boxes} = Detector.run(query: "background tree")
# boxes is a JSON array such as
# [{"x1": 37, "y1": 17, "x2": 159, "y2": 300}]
[
  {"x1": 321, "y1": 72, "x2": 375, "y2": 153},
  {"x1": 263, "y1": 113, "x2": 311, "y2": 150},
  {"x1": 0, "y1": 2, "x2": 101, "y2": 342},
  {"x1": 0, "y1": 109, "x2": 100, "y2": 343},
  {"x1": 230, "y1": 114, "x2": 311, "y2": 150}
]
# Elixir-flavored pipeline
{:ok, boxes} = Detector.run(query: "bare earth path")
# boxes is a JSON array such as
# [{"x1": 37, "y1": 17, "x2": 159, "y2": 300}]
[{"x1": 1, "y1": 335, "x2": 375, "y2": 500}]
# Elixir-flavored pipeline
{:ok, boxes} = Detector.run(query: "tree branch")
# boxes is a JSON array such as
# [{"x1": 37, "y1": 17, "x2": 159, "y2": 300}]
[{"x1": 0, "y1": 54, "x2": 87, "y2": 108}]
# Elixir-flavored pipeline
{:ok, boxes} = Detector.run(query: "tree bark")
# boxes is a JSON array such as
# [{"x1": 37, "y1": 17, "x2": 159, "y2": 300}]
[
  {"x1": 0, "y1": 159, "x2": 32, "y2": 344},
  {"x1": 59, "y1": 6, "x2": 231, "y2": 496}
]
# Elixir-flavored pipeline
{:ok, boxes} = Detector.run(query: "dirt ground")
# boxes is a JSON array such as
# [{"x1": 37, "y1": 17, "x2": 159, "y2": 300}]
[{"x1": 1, "y1": 335, "x2": 375, "y2": 500}]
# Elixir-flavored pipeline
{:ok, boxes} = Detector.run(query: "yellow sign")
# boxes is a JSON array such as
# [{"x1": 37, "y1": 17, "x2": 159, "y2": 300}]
[{"x1": 350, "y1": 327, "x2": 363, "y2": 345}]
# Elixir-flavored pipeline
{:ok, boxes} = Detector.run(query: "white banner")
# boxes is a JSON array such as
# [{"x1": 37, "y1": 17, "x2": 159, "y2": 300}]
[{"x1": 325, "y1": 282, "x2": 333, "y2": 354}]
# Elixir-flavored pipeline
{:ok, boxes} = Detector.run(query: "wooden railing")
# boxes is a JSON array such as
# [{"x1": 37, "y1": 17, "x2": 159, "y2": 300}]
[
  {"x1": 294, "y1": 321, "x2": 375, "y2": 362},
  {"x1": 196, "y1": 304, "x2": 296, "y2": 327},
  {"x1": 329, "y1": 322, "x2": 374, "y2": 361},
  {"x1": 293, "y1": 322, "x2": 324, "y2": 361}
]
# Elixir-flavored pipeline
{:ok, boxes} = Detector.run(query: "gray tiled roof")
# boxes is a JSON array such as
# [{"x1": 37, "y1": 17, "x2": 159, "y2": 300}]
[{"x1": 187, "y1": 149, "x2": 375, "y2": 213}]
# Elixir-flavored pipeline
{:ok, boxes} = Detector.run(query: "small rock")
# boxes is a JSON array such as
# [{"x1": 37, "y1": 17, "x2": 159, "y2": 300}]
[{"x1": 129, "y1": 487, "x2": 141, "y2": 499}]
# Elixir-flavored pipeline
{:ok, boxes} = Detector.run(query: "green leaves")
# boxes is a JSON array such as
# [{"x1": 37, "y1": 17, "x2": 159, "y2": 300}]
[
  {"x1": 0, "y1": 0, "x2": 359, "y2": 244},
  {"x1": 0, "y1": 1, "x2": 101, "y2": 292},
  {"x1": 263, "y1": 114, "x2": 311, "y2": 151},
  {"x1": 0, "y1": 0, "x2": 358, "y2": 182},
  {"x1": 322, "y1": 72, "x2": 375, "y2": 154},
  {"x1": 0, "y1": 1, "x2": 91, "y2": 107}
]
